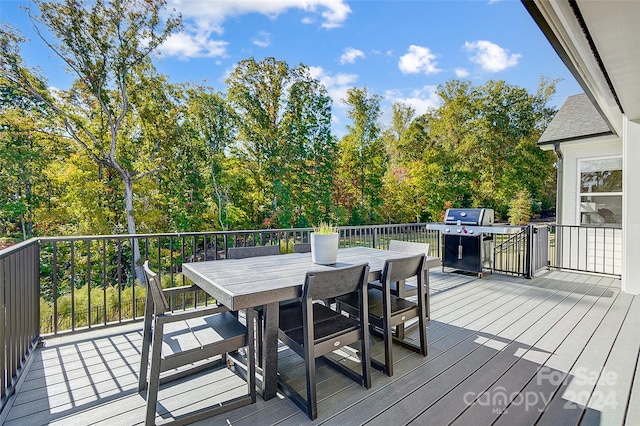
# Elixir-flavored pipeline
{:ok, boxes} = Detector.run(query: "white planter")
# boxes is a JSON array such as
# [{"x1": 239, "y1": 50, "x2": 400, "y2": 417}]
[{"x1": 310, "y1": 232, "x2": 339, "y2": 265}]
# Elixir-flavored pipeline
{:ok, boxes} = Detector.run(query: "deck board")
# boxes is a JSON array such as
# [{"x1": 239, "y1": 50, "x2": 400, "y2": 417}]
[
  {"x1": 581, "y1": 295, "x2": 640, "y2": 425},
  {"x1": 315, "y1": 273, "x2": 595, "y2": 425},
  {"x1": 1, "y1": 270, "x2": 637, "y2": 426},
  {"x1": 535, "y1": 290, "x2": 635, "y2": 425},
  {"x1": 434, "y1": 274, "x2": 615, "y2": 425},
  {"x1": 369, "y1": 273, "x2": 607, "y2": 425},
  {"x1": 491, "y1": 280, "x2": 625, "y2": 425}
]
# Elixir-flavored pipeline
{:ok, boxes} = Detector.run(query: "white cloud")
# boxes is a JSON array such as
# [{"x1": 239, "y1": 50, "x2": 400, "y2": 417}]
[
  {"x1": 252, "y1": 31, "x2": 271, "y2": 48},
  {"x1": 463, "y1": 40, "x2": 521, "y2": 72},
  {"x1": 340, "y1": 47, "x2": 365, "y2": 64},
  {"x1": 167, "y1": 0, "x2": 351, "y2": 29},
  {"x1": 161, "y1": 1, "x2": 350, "y2": 59},
  {"x1": 308, "y1": 66, "x2": 359, "y2": 137},
  {"x1": 384, "y1": 86, "x2": 441, "y2": 117},
  {"x1": 455, "y1": 68, "x2": 470, "y2": 78},
  {"x1": 398, "y1": 45, "x2": 441, "y2": 75},
  {"x1": 309, "y1": 66, "x2": 358, "y2": 107},
  {"x1": 318, "y1": 0, "x2": 351, "y2": 28},
  {"x1": 160, "y1": 31, "x2": 228, "y2": 59}
]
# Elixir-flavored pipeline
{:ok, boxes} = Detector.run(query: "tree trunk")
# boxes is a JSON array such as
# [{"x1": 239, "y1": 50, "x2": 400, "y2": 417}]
[{"x1": 122, "y1": 173, "x2": 141, "y2": 271}]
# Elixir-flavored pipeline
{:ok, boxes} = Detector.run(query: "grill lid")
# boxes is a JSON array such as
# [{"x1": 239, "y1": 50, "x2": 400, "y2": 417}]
[{"x1": 444, "y1": 208, "x2": 494, "y2": 226}]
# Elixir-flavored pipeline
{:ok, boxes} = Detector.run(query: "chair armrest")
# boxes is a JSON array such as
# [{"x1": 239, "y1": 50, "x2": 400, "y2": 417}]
[
  {"x1": 162, "y1": 285, "x2": 202, "y2": 297},
  {"x1": 156, "y1": 304, "x2": 232, "y2": 324}
]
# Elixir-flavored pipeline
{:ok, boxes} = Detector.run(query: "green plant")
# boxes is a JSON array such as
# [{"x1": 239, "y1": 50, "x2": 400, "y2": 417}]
[
  {"x1": 508, "y1": 190, "x2": 532, "y2": 225},
  {"x1": 313, "y1": 221, "x2": 338, "y2": 234},
  {"x1": 279, "y1": 238, "x2": 295, "y2": 254}
]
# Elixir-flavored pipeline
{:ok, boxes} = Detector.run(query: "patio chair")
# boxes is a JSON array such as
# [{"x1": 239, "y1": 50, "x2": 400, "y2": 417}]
[
  {"x1": 138, "y1": 261, "x2": 255, "y2": 426},
  {"x1": 369, "y1": 240, "x2": 430, "y2": 299},
  {"x1": 337, "y1": 254, "x2": 428, "y2": 377},
  {"x1": 227, "y1": 244, "x2": 290, "y2": 367},
  {"x1": 293, "y1": 242, "x2": 311, "y2": 253},
  {"x1": 227, "y1": 244, "x2": 280, "y2": 259},
  {"x1": 277, "y1": 264, "x2": 372, "y2": 419}
]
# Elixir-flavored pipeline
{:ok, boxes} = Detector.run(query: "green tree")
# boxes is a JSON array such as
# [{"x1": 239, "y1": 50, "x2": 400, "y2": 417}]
[
  {"x1": 383, "y1": 101, "x2": 416, "y2": 167},
  {"x1": 226, "y1": 57, "x2": 334, "y2": 227},
  {"x1": 337, "y1": 87, "x2": 385, "y2": 224},
  {"x1": 0, "y1": 82, "x2": 59, "y2": 239},
  {"x1": 282, "y1": 67, "x2": 335, "y2": 226},
  {"x1": 0, "y1": 0, "x2": 181, "y2": 262},
  {"x1": 379, "y1": 102, "x2": 422, "y2": 223},
  {"x1": 180, "y1": 86, "x2": 239, "y2": 230},
  {"x1": 415, "y1": 78, "x2": 557, "y2": 220},
  {"x1": 508, "y1": 189, "x2": 533, "y2": 225}
]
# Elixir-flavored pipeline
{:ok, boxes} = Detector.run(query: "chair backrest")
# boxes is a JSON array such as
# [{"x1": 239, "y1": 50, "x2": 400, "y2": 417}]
[
  {"x1": 382, "y1": 254, "x2": 426, "y2": 285},
  {"x1": 388, "y1": 240, "x2": 430, "y2": 256},
  {"x1": 293, "y1": 243, "x2": 311, "y2": 253},
  {"x1": 303, "y1": 264, "x2": 370, "y2": 302},
  {"x1": 227, "y1": 245, "x2": 280, "y2": 259},
  {"x1": 143, "y1": 261, "x2": 169, "y2": 314}
]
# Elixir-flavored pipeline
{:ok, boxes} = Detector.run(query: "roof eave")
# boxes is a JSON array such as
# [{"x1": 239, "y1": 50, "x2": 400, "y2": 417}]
[
  {"x1": 522, "y1": 0, "x2": 621, "y2": 135},
  {"x1": 537, "y1": 131, "x2": 615, "y2": 147}
]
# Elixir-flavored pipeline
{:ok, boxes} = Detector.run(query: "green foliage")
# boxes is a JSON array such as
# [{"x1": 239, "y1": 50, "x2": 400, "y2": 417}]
[
  {"x1": 40, "y1": 282, "x2": 146, "y2": 333},
  {"x1": 279, "y1": 238, "x2": 295, "y2": 254},
  {"x1": 2, "y1": 1, "x2": 558, "y2": 239},
  {"x1": 508, "y1": 190, "x2": 533, "y2": 225},
  {"x1": 335, "y1": 87, "x2": 385, "y2": 224},
  {"x1": 226, "y1": 58, "x2": 335, "y2": 229},
  {"x1": 313, "y1": 221, "x2": 338, "y2": 234},
  {"x1": 378, "y1": 77, "x2": 557, "y2": 222}
]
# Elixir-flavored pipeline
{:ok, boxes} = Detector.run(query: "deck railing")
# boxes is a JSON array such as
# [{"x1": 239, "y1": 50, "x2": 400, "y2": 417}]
[
  {"x1": 37, "y1": 224, "x2": 438, "y2": 336},
  {"x1": 549, "y1": 224, "x2": 622, "y2": 277},
  {"x1": 0, "y1": 220, "x2": 622, "y2": 415},
  {"x1": 471, "y1": 223, "x2": 620, "y2": 279},
  {"x1": 0, "y1": 239, "x2": 40, "y2": 410}
]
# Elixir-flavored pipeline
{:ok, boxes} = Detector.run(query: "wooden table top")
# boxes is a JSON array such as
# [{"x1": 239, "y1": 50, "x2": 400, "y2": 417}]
[{"x1": 182, "y1": 246, "x2": 440, "y2": 311}]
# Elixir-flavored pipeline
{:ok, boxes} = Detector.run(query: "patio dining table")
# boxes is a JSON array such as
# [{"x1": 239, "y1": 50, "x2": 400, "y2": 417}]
[{"x1": 182, "y1": 246, "x2": 440, "y2": 400}]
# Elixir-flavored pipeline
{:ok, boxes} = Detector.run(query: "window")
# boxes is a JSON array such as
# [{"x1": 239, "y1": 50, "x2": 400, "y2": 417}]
[{"x1": 579, "y1": 157, "x2": 622, "y2": 226}]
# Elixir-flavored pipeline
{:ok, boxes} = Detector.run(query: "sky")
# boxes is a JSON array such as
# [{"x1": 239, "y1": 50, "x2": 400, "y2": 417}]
[{"x1": 1, "y1": 0, "x2": 583, "y2": 136}]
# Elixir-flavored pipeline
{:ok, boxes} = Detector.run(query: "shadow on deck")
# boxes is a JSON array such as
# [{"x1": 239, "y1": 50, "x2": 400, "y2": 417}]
[{"x1": 1, "y1": 270, "x2": 638, "y2": 426}]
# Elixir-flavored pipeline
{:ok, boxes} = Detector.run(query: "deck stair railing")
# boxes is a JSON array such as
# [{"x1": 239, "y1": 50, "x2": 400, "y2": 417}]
[
  {"x1": 0, "y1": 240, "x2": 40, "y2": 411},
  {"x1": 492, "y1": 228, "x2": 529, "y2": 277}
]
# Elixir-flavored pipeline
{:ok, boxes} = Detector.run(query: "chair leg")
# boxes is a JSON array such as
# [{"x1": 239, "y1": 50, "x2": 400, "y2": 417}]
[
  {"x1": 418, "y1": 313, "x2": 428, "y2": 356},
  {"x1": 246, "y1": 308, "x2": 257, "y2": 403},
  {"x1": 256, "y1": 310, "x2": 263, "y2": 368},
  {"x1": 305, "y1": 356, "x2": 318, "y2": 420},
  {"x1": 395, "y1": 322, "x2": 406, "y2": 340},
  {"x1": 145, "y1": 321, "x2": 164, "y2": 426},
  {"x1": 138, "y1": 332, "x2": 151, "y2": 392},
  {"x1": 383, "y1": 317, "x2": 394, "y2": 377},
  {"x1": 138, "y1": 293, "x2": 154, "y2": 392},
  {"x1": 360, "y1": 326, "x2": 372, "y2": 388}
]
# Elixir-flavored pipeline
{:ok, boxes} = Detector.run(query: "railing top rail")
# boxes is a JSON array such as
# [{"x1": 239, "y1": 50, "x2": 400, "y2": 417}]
[
  {"x1": 553, "y1": 224, "x2": 622, "y2": 230},
  {"x1": 36, "y1": 223, "x2": 431, "y2": 243},
  {"x1": 0, "y1": 238, "x2": 40, "y2": 260}
]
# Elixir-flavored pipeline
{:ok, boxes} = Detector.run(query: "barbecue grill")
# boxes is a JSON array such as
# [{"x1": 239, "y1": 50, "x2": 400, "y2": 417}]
[{"x1": 427, "y1": 208, "x2": 522, "y2": 277}]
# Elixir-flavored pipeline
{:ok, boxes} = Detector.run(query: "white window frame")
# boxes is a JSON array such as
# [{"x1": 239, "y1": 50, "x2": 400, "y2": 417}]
[{"x1": 577, "y1": 155, "x2": 622, "y2": 226}]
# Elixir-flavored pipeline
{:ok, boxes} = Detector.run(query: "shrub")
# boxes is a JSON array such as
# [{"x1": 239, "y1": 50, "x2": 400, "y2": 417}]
[{"x1": 508, "y1": 190, "x2": 532, "y2": 225}]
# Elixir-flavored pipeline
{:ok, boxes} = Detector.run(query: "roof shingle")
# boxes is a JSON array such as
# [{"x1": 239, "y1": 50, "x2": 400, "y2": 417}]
[{"x1": 538, "y1": 93, "x2": 613, "y2": 144}]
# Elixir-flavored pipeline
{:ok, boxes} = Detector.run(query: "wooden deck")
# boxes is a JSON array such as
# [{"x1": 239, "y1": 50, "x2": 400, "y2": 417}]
[{"x1": 2, "y1": 269, "x2": 639, "y2": 425}]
